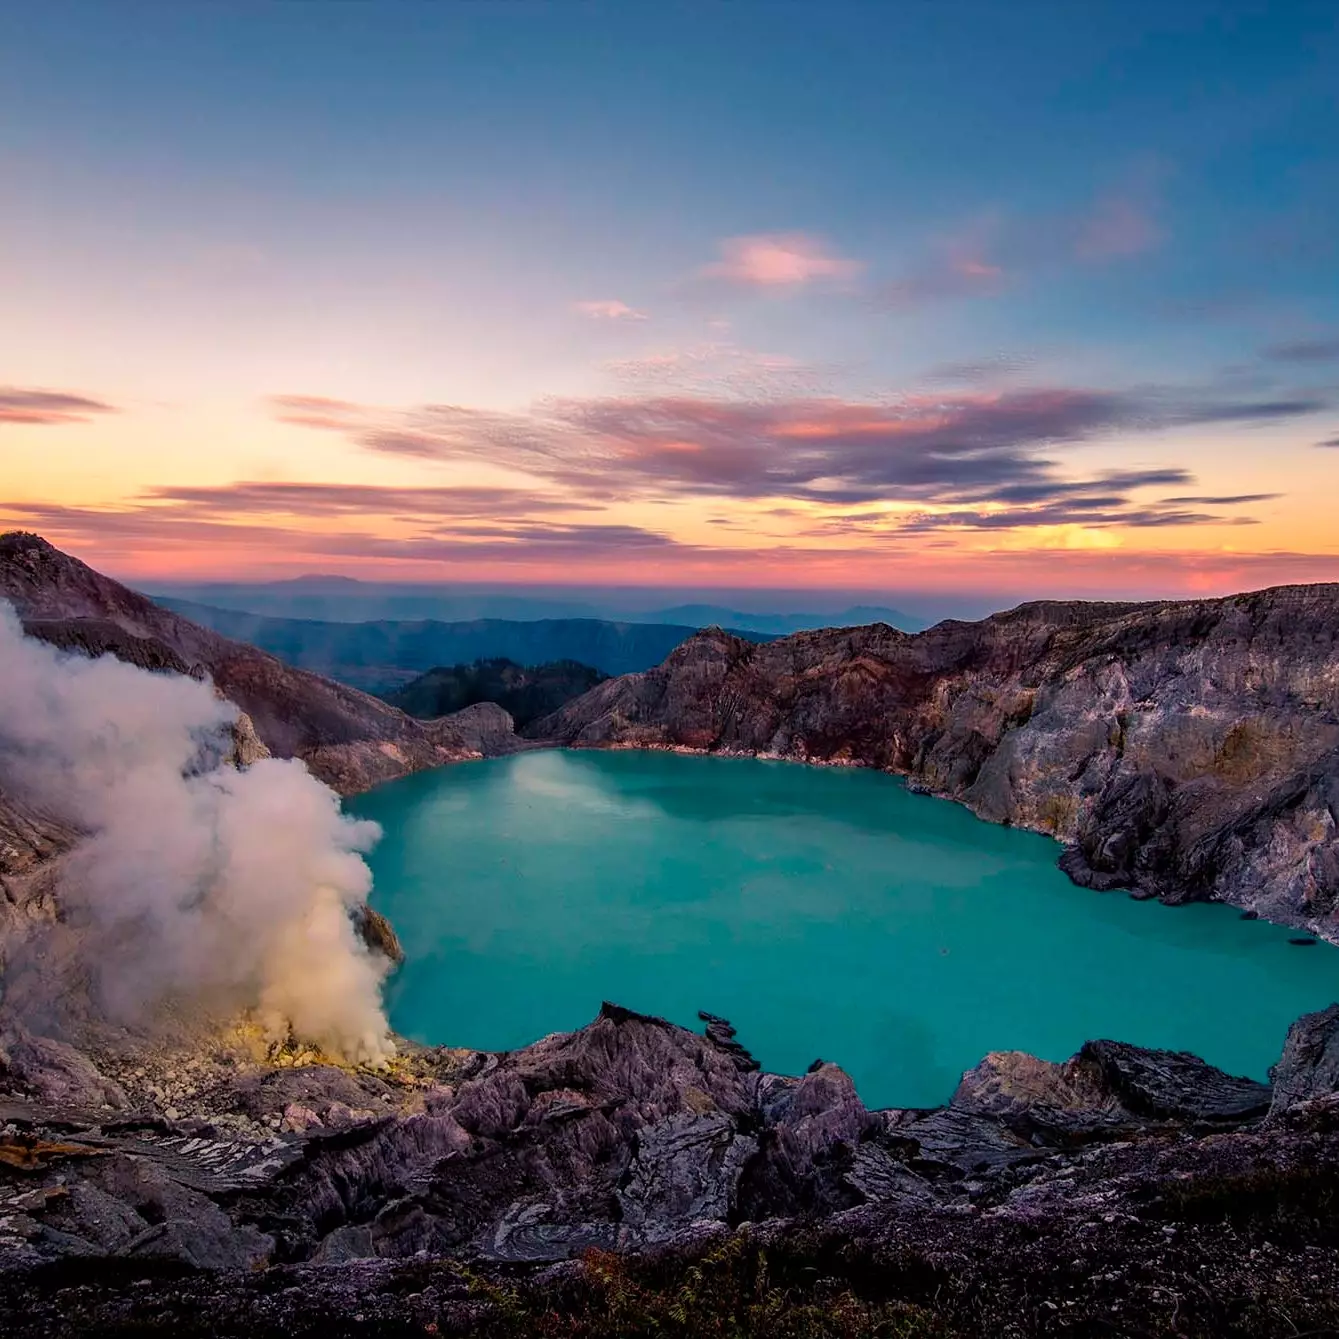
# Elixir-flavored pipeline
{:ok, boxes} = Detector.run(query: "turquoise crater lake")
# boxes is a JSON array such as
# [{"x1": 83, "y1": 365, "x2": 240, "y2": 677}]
[{"x1": 350, "y1": 750, "x2": 1339, "y2": 1110}]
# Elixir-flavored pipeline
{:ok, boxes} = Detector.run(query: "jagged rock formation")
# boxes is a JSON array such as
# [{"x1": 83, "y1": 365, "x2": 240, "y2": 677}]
[
  {"x1": 4, "y1": 1002, "x2": 1339, "y2": 1334},
  {"x1": 0, "y1": 789, "x2": 78, "y2": 949},
  {"x1": 531, "y1": 591, "x2": 1339, "y2": 935},
  {"x1": 0, "y1": 533, "x2": 495, "y2": 796}
]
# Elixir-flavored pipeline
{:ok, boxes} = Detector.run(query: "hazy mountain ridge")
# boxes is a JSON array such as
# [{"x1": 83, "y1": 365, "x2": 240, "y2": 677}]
[
  {"x1": 145, "y1": 579, "x2": 927, "y2": 635},
  {"x1": 384, "y1": 657, "x2": 607, "y2": 728},
  {"x1": 531, "y1": 586, "x2": 1339, "y2": 938},
  {"x1": 0, "y1": 533, "x2": 483, "y2": 795},
  {"x1": 156, "y1": 597, "x2": 775, "y2": 689}
]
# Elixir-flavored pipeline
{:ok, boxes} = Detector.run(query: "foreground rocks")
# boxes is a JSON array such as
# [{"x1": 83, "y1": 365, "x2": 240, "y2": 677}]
[
  {"x1": 3, "y1": 1002, "x2": 1339, "y2": 1334},
  {"x1": 530, "y1": 588, "x2": 1339, "y2": 936}
]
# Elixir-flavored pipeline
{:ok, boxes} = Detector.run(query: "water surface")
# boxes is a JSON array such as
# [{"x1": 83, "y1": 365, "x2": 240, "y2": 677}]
[{"x1": 350, "y1": 750, "x2": 1339, "y2": 1109}]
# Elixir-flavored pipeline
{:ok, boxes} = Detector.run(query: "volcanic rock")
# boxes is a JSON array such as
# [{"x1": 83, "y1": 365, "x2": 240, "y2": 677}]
[{"x1": 531, "y1": 590, "x2": 1339, "y2": 936}]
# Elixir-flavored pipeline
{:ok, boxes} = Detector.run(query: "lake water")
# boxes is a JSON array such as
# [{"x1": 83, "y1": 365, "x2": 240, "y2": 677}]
[{"x1": 349, "y1": 749, "x2": 1339, "y2": 1109}]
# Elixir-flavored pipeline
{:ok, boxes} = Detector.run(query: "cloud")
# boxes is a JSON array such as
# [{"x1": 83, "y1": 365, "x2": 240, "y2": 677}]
[
  {"x1": 572, "y1": 299, "x2": 648, "y2": 321},
  {"x1": 1264, "y1": 336, "x2": 1339, "y2": 363},
  {"x1": 271, "y1": 383, "x2": 1326, "y2": 510},
  {"x1": 922, "y1": 355, "x2": 1036, "y2": 385},
  {"x1": 880, "y1": 187, "x2": 1161, "y2": 311},
  {"x1": 1161, "y1": 493, "x2": 1281, "y2": 505},
  {"x1": 0, "y1": 500, "x2": 683, "y2": 568},
  {"x1": 1317, "y1": 437, "x2": 1339, "y2": 449},
  {"x1": 878, "y1": 243, "x2": 1006, "y2": 308},
  {"x1": 143, "y1": 482, "x2": 598, "y2": 519},
  {"x1": 973, "y1": 469, "x2": 1194, "y2": 505},
  {"x1": 1074, "y1": 194, "x2": 1161, "y2": 260},
  {"x1": 603, "y1": 343, "x2": 829, "y2": 398},
  {"x1": 698, "y1": 233, "x2": 862, "y2": 289},
  {"x1": 895, "y1": 503, "x2": 1231, "y2": 532},
  {"x1": 0, "y1": 387, "x2": 118, "y2": 426},
  {"x1": 269, "y1": 394, "x2": 368, "y2": 431}
]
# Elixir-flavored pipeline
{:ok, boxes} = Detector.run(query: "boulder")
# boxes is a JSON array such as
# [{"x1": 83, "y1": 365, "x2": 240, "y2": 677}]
[{"x1": 1270, "y1": 1003, "x2": 1339, "y2": 1114}]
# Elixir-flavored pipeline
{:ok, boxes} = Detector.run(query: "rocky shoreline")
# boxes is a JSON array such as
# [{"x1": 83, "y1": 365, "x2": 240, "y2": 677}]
[{"x1": 530, "y1": 591, "x2": 1339, "y2": 941}]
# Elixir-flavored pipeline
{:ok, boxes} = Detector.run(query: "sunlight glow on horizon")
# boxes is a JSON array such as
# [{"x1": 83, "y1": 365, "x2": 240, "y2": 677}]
[{"x1": 3, "y1": 2, "x2": 1337, "y2": 599}]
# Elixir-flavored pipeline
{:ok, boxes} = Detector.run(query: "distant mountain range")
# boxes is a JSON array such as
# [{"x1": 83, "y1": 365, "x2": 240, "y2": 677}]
[
  {"x1": 143, "y1": 578, "x2": 929, "y2": 635},
  {"x1": 384, "y1": 658, "x2": 607, "y2": 729},
  {"x1": 154, "y1": 598, "x2": 777, "y2": 689},
  {"x1": 0, "y1": 533, "x2": 479, "y2": 796}
]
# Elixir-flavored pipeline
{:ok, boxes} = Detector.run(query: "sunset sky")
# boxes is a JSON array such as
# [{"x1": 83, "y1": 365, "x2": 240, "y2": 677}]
[{"x1": 3, "y1": 0, "x2": 1338, "y2": 598}]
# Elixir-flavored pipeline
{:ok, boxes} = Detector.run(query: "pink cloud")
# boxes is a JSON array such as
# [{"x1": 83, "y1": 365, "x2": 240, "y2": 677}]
[
  {"x1": 268, "y1": 381, "x2": 1319, "y2": 512},
  {"x1": 1075, "y1": 195, "x2": 1162, "y2": 260},
  {"x1": 699, "y1": 233, "x2": 862, "y2": 289},
  {"x1": 572, "y1": 299, "x2": 648, "y2": 321},
  {"x1": 880, "y1": 232, "x2": 1007, "y2": 308},
  {"x1": 0, "y1": 387, "x2": 118, "y2": 427}
]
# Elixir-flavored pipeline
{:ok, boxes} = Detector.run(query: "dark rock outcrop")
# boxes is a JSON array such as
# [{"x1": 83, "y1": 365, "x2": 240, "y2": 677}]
[
  {"x1": 1270, "y1": 1003, "x2": 1339, "y2": 1114},
  {"x1": 0, "y1": 1000, "x2": 1308, "y2": 1277},
  {"x1": 950, "y1": 1040, "x2": 1271, "y2": 1145},
  {"x1": 531, "y1": 590, "x2": 1339, "y2": 935}
]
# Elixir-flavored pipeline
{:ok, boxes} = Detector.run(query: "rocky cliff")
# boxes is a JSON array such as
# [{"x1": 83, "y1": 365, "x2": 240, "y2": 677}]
[
  {"x1": 0, "y1": 533, "x2": 510, "y2": 795},
  {"x1": 5, "y1": 1000, "x2": 1339, "y2": 1335},
  {"x1": 531, "y1": 589, "x2": 1339, "y2": 935}
]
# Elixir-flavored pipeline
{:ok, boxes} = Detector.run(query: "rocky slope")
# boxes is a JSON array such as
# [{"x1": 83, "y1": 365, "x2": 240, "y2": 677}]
[
  {"x1": 5, "y1": 1000, "x2": 1339, "y2": 1335},
  {"x1": 530, "y1": 589, "x2": 1339, "y2": 935},
  {"x1": 0, "y1": 533, "x2": 512, "y2": 795}
]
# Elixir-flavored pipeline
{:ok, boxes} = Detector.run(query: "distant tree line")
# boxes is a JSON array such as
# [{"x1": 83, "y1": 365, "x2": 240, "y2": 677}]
[{"x1": 382, "y1": 657, "x2": 607, "y2": 728}]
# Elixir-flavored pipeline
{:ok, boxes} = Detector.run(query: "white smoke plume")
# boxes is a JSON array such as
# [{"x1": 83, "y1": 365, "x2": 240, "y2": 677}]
[{"x1": 0, "y1": 603, "x2": 393, "y2": 1062}]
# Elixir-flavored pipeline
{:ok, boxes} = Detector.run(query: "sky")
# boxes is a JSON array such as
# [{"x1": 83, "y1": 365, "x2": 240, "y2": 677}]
[{"x1": 2, "y1": 0, "x2": 1338, "y2": 599}]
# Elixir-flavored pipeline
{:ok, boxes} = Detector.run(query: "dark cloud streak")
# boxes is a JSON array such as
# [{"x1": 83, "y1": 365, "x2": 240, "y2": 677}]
[{"x1": 0, "y1": 387, "x2": 118, "y2": 426}]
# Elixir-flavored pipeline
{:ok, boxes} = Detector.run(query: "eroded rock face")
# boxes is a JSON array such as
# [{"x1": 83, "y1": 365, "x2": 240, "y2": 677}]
[
  {"x1": 951, "y1": 1040, "x2": 1271, "y2": 1143},
  {"x1": 531, "y1": 589, "x2": 1339, "y2": 934},
  {"x1": 0, "y1": 1000, "x2": 1311, "y2": 1276},
  {"x1": 435, "y1": 701, "x2": 527, "y2": 756},
  {"x1": 1270, "y1": 1004, "x2": 1339, "y2": 1114}
]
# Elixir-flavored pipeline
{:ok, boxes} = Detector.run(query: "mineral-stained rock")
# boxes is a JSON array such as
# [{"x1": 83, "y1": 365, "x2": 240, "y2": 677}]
[
  {"x1": 617, "y1": 1111, "x2": 757, "y2": 1240},
  {"x1": 530, "y1": 588, "x2": 1339, "y2": 936},
  {"x1": 435, "y1": 700, "x2": 525, "y2": 755},
  {"x1": 1270, "y1": 1003, "x2": 1339, "y2": 1114},
  {"x1": 350, "y1": 904, "x2": 404, "y2": 965}
]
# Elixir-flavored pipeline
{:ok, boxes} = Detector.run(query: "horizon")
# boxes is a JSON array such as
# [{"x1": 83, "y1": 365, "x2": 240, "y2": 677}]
[
  {"x1": 11, "y1": 528, "x2": 1339, "y2": 632},
  {"x1": 3, "y1": 1, "x2": 1338, "y2": 597}
]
